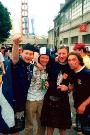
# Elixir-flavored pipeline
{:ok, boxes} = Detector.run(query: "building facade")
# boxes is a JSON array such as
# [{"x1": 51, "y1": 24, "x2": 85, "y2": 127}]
[
  {"x1": 54, "y1": 0, "x2": 90, "y2": 50},
  {"x1": 48, "y1": 28, "x2": 54, "y2": 48}
]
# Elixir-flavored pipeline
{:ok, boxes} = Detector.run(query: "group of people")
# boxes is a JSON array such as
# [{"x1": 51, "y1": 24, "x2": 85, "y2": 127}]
[{"x1": 0, "y1": 35, "x2": 90, "y2": 135}]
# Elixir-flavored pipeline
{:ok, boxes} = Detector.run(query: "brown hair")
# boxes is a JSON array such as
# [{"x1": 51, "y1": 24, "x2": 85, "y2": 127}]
[
  {"x1": 68, "y1": 52, "x2": 84, "y2": 66},
  {"x1": 58, "y1": 44, "x2": 69, "y2": 52}
]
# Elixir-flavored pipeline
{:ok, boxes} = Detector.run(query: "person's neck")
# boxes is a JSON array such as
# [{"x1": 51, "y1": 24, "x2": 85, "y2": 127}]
[
  {"x1": 81, "y1": 52, "x2": 86, "y2": 57},
  {"x1": 42, "y1": 65, "x2": 46, "y2": 70},
  {"x1": 37, "y1": 63, "x2": 46, "y2": 70},
  {"x1": 59, "y1": 61, "x2": 67, "y2": 65},
  {"x1": 75, "y1": 65, "x2": 85, "y2": 73}
]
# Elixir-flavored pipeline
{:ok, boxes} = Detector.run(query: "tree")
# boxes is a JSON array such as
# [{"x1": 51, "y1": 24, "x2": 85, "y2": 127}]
[{"x1": 0, "y1": 2, "x2": 12, "y2": 43}]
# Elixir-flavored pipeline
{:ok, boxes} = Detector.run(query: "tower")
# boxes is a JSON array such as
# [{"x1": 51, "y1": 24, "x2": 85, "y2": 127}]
[
  {"x1": 31, "y1": 18, "x2": 35, "y2": 35},
  {"x1": 21, "y1": 0, "x2": 29, "y2": 35}
]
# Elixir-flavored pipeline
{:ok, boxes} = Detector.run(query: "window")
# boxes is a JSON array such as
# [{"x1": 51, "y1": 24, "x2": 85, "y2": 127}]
[
  {"x1": 72, "y1": 0, "x2": 82, "y2": 20},
  {"x1": 64, "y1": 8, "x2": 72, "y2": 23},
  {"x1": 60, "y1": 0, "x2": 83, "y2": 25},
  {"x1": 57, "y1": 27, "x2": 59, "y2": 37},
  {"x1": 63, "y1": 38, "x2": 68, "y2": 44},
  {"x1": 82, "y1": 34, "x2": 90, "y2": 44},
  {"x1": 83, "y1": 0, "x2": 90, "y2": 14},
  {"x1": 71, "y1": 36, "x2": 78, "y2": 44}
]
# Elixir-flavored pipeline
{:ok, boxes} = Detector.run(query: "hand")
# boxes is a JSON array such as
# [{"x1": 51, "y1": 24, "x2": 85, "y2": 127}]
[
  {"x1": 57, "y1": 84, "x2": 68, "y2": 91},
  {"x1": 55, "y1": 56, "x2": 58, "y2": 62},
  {"x1": 2, "y1": 70, "x2": 6, "y2": 75},
  {"x1": 77, "y1": 103, "x2": 86, "y2": 114},
  {"x1": 68, "y1": 83, "x2": 74, "y2": 91},
  {"x1": 13, "y1": 34, "x2": 22, "y2": 45},
  {"x1": 37, "y1": 63, "x2": 44, "y2": 70},
  {"x1": 45, "y1": 81, "x2": 49, "y2": 89}
]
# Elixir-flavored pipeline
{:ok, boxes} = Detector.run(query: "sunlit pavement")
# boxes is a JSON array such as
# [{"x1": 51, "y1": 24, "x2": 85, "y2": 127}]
[{"x1": 20, "y1": 128, "x2": 77, "y2": 135}]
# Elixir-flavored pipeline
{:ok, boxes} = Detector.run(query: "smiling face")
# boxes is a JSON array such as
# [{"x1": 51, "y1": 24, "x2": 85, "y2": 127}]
[
  {"x1": 39, "y1": 54, "x2": 49, "y2": 67},
  {"x1": 57, "y1": 48, "x2": 68, "y2": 63},
  {"x1": 21, "y1": 50, "x2": 34, "y2": 63},
  {"x1": 68, "y1": 54, "x2": 82, "y2": 71}
]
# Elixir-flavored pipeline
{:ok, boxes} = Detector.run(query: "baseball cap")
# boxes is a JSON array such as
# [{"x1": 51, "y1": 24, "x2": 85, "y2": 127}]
[
  {"x1": 23, "y1": 43, "x2": 38, "y2": 52},
  {"x1": 39, "y1": 47, "x2": 51, "y2": 56},
  {"x1": 73, "y1": 43, "x2": 86, "y2": 50}
]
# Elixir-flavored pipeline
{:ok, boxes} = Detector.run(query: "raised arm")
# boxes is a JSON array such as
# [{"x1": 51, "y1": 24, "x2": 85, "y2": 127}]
[{"x1": 12, "y1": 35, "x2": 22, "y2": 64}]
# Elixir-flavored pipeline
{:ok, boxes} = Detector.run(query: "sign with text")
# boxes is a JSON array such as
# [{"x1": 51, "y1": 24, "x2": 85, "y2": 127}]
[{"x1": 80, "y1": 23, "x2": 87, "y2": 32}]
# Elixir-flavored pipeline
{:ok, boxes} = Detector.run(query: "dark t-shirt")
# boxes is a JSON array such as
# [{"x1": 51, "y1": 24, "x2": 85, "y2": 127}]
[
  {"x1": 12, "y1": 57, "x2": 34, "y2": 112},
  {"x1": 41, "y1": 58, "x2": 73, "y2": 128},
  {"x1": 46, "y1": 58, "x2": 74, "y2": 97},
  {"x1": 73, "y1": 67, "x2": 90, "y2": 114}
]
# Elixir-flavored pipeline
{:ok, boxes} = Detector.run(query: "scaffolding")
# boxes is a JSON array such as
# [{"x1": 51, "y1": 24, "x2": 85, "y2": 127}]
[{"x1": 21, "y1": 0, "x2": 29, "y2": 35}]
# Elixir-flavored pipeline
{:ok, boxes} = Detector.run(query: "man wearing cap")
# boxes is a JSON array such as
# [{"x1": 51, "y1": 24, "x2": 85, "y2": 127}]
[
  {"x1": 1, "y1": 35, "x2": 36, "y2": 135},
  {"x1": 73, "y1": 43, "x2": 90, "y2": 69},
  {"x1": 25, "y1": 47, "x2": 50, "y2": 135},
  {"x1": 11, "y1": 36, "x2": 36, "y2": 135}
]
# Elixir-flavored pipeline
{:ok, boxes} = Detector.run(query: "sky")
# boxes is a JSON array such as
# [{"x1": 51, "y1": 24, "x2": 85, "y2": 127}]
[{"x1": 0, "y1": 0, "x2": 65, "y2": 36}]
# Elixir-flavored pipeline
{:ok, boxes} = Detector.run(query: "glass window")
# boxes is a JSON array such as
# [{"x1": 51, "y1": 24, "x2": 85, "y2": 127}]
[
  {"x1": 60, "y1": 0, "x2": 83, "y2": 23},
  {"x1": 72, "y1": 0, "x2": 82, "y2": 20},
  {"x1": 63, "y1": 38, "x2": 68, "y2": 44},
  {"x1": 82, "y1": 34, "x2": 90, "y2": 44},
  {"x1": 57, "y1": 27, "x2": 59, "y2": 37},
  {"x1": 58, "y1": 0, "x2": 90, "y2": 25},
  {"x1": 83, "y1": 0, "x2": 90, "y2": 14},
  {"x1": 71, "y1": 36, "x2": 78, "y2": 44},
  {"x1": 65, "y1": 8, "x2": 72, "y2": 22}
]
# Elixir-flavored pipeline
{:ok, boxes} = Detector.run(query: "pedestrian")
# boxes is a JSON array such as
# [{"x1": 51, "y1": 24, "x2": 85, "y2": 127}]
[
  {"x1": 0, "y1": 46, "x2": 5, "y2": 56},
  {"x1": 68, "y1": 52, "x2": 90, "y2": 135},
  {"x1": 25, "y1": 47, "x2": 50, "y2": 135},
  {"x1": 3, "y1": 49, "x2": 11, "y2": 71},
  {"x1": 73, "y1": 42, "x2": 90, "y2": 69},
  {"x1": 41, "y1": 45, "x2": 73, "y2": 135},
  {"x1": 0, "y1": 51, "x2": 6, "y2": 76}
]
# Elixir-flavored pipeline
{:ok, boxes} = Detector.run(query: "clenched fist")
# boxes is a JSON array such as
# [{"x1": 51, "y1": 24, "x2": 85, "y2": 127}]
[{"x1": 13, "y1": 34, "x2": 22, "y2": 45}]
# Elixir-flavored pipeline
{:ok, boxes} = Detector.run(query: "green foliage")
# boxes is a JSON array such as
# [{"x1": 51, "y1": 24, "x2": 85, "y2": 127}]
[{"x1": 0, "y1": 2, "x2": 12, "y2": 43}]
